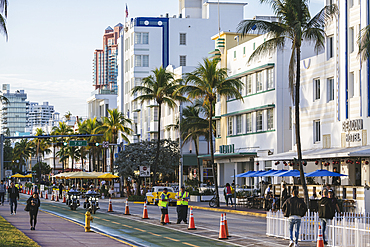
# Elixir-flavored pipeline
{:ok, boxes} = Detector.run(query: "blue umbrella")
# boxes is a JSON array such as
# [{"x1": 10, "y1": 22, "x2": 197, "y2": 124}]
[
  {"x1": 233, "y1": 170, "x2": 255, "y2": 178},
  {"x1": 305, "y1": 169, "x2": 347, "y2": 177},
  {"x1": 261, "y1": 170, "x2": 279, "y2": 177},
  {"x1": 277, "y1": 170, "x2": 302, "y2": 177},
  {"x1": 270, "y1": 170, "x2": 289, "y2": 176},
  {"x1": 245, "y1": 170, "x2": 267, "y2": 177}
]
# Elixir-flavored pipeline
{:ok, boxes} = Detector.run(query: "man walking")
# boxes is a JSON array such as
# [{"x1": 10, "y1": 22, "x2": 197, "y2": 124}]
[
  {"x1": 159, "y1": 187, "x2": 169, "y2": 225},
  {"x1": 282, "y1": 189, "x2": 307, "y2": 247},
  {"x1": 0, "y1": 180, "x2": 6, "y2": 205},
  {"x1": 59, "y1": 183, "x2": 64, "y2": 199},
  {"x1": 8, "y1": 182, "x2": 19, "y2": 215},
  {"x1": 176, "y1": 186, "x2": 189, "y2": 224},
  {"x1": 318, "y1": 189, "x2": 334, "y2": 245}
]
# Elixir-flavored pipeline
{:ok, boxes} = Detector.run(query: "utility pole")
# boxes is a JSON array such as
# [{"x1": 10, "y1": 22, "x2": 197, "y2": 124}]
[{"x1": 0, "y1": 134, "x2": 4, "y2": 181}]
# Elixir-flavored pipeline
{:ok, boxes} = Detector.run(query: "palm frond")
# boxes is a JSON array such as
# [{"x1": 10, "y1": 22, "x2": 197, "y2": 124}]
[
  {"x1": 248, "y1": 36, "x2": 286, "y2": 62},
  {"x1": 359, "y1": 25, "x2": 370, "y2": 61}
]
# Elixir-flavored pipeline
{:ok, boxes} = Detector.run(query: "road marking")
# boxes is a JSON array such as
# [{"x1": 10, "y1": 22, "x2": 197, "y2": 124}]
[
  {"x1": 164, "y1": 236, "x2": 180, "y2": 242},
  {"x1": 190, "y1": 205, "x2": 266, "y2": 218},
  {"x1": 183, "y1": 243, "x2": 199, "y2": 247},
  {"x1": 112, "y1": 222, "x2": 120, "y2": 225},
  {"x1": 134, "y1": 228, "x2": 146, "y2": 232},
  {"x1": 102, "y1": 219, "x2": 110, "y2": 221},
  {"x1": 148, "y1": 232, "x2": 161, "y2": 237}
]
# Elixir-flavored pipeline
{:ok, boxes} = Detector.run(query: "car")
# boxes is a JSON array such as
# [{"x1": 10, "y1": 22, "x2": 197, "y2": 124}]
[{"x1": 145, "y1": 186, "x2": 177, "y2": 206}]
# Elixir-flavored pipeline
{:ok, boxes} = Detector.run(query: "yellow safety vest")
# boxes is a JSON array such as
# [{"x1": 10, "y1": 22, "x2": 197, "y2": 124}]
[
  {"x1": 159, "y1": 193, "x2": 169, "y2": 207},
  {"x1": 177, "y1": 191, "x2": 189, "y2": 206}
]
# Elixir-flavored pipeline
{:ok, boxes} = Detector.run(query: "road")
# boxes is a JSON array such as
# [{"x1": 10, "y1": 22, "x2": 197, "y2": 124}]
[{"x1": 19, "y1": 194, "x2": 316, "y2": 246}]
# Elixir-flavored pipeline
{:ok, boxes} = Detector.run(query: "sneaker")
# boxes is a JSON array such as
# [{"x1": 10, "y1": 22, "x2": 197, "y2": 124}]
[
  {"x1": 324, "y1": 241, "x2": 328, "y2": 245},
  {"x1": 14, "y1": 212, "x2": 16, "y2": 215},
  {"x1": 10, "y1": 213, "x2": 13, "y2": 215},
  {"x1": 30, "y1": 227, "x2": 33, "y2": 230},
  {"x1": 289, "y1": 242, "x2": 294, "y2": 247},
  {"x1": 294, "y1": 244, "x2": 299, "y2": 247}
]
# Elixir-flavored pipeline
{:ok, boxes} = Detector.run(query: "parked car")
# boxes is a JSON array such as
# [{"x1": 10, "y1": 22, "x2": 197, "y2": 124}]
[{"x1": 145, "y1": 186, "x2": 177, "y2": 206}]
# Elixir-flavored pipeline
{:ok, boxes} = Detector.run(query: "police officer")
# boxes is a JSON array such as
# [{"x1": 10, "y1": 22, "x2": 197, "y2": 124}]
[
  {"x1": 176, "y1": 186, "x2": 189, "y2": 224},
  {"x1": 159, "y1": 188, "x2": 169, "y2": 225}
]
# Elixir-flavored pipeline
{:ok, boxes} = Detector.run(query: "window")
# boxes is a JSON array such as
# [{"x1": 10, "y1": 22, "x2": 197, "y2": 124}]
[
  {"x1": 256, "y1": 72, "x2": 263, "y2": 92},
  {"x1": 267, "y1": 68, "x2": 274, "y2": 89},
  {"x1": 135, "y1": 55, "x2": 149, "y2": 67},
  {"x1": 135, "y1": 32, "x2": 149, "y2": 44},
  {"x1": 327, "y1": 36, "x2": 334, "y2": 59},
  {"x1": 246, "y1": 113, "x2": 252, "y2": 133},
  {"x1": 314, "y1": 78, "x2": 320, "y2": 100},
  {"x1": 267, "y1": 108, "x2": 274, "y2": 130},
  {"x1": 180, "y1": 33, "x2": 186, "y2": 45},
  {"x1": 256, "y1": 111, "x2": 263, "y2": 132},
  {"x1": 349, "y1": 27, "x2": 354, "y2": 53},
  {"x1": 327, "y1": 78, "x2": 334, "y2": 101},
  {"x1": 236, "y1": 115, "x2": 242, "y2": 134},
  {"x1": 349, "y1": 0, "x2": 354, "y2": 8},
  {"x1": 216, "y1": 120, "x2": 221, "y2": 137},
  {"x1": 314, "y1": 120, "x2": 321, "y2": 142},
  {"x1": 289, "y1": 107, "x2": 292, "y2": 130},
  {"x1": 180, "y1": 55, "x2": 186, "y2": 66},
  {"x1": 228, "y1": 117, "x2": 233, "y2": 135},
  {"x1": 243, "y1": 47, "x2": 246, "y2": 55},
  {"x1": 246, "y1": 75, "x2": 252, "y2": 95},
  {"x1": 253, "y1": 42, "x2": 255, "y2": 50},
  {"x1": 234, "y1": 51, "x2": 236, "y2": 59},
  {"x1": 349, "y1": 72, "x2": 354, "y2": 98}
]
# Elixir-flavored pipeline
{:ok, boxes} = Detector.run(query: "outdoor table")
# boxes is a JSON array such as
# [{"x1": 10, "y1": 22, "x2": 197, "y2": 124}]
[{"x1": 343, "y1": 199, "x2": 356, "y2": 213}]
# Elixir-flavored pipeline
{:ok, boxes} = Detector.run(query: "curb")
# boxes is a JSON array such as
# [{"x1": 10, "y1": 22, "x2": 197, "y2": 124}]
[{"x1": 190, "y1": 206, "x2": 267, "y2": 218}]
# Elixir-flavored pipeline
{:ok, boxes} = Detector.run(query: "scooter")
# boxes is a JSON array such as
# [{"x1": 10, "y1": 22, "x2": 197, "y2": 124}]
[
  {"x1": 67, "y1": 191, "x2": 80, "y2": 210},
  {"x1": 84, "y1": 192, "x2": 100, "y2": 214}
]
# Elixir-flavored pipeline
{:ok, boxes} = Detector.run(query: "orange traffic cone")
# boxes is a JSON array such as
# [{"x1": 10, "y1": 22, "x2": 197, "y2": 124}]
[
  {"x1": 124, "y1": 199, "x2": 130, "y2": 215},
  {"x1": 108, "y1": 198, "x2": 114, "y2": 212},
  {"x1": 317, "y1": 225, "x2": 324, "y2": 247},
  {"x1": 51, "y1": 192, "x2": 55, "y2": 201},
  {"x1": 142, "y1": 201, "x2": 149, "y2": 219},
  {"x1": 45, "y1": 191, "x2": 48, "y2": 199},
  {"x1": 28, "y1": 189, "x2": 30, "y2": 195},
  {"x1": 164, "y1": 213, "x2": 170, "y2": 224},
  {"x1": 62, "y1": 193, "x2": 66, "y2": 203},
  {"x1": 225, "y1": 213, "x2": 230, "y2": 237},
  {"x1": 188, "y1": 207, "x2": 196, "y2": 230},
  {"x1": 40, "y1": 191, "x2": 43, "y2": 198},
  {"x1": 55, "y1": 192, "x2": 59, "y2": 202},
  {"x1": 218, "y1": 214, "x2": 228, "y2": 239}
]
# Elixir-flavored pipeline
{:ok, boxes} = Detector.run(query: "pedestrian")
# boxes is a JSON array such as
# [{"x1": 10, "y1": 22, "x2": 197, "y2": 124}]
[
  {"x1": 328, "y1": 190, "x2": 340, "y2": 216},
  {"x1": 176, "y1": 186, "x2": 189, "y2": 224},
  {"x1": 59, "y1": 183, "x2": 64, "y2": 199},
  {"x1": 282, "y1": 189, "x2": 307, "y2": 247},
  {"x1": 318, "y1": 188, "x2": 334, "y2": 245},
  {"x1": 159, "y1": 187, "x2": 169, "y2": 225},
  {"x1": 26, "y1": 192, "x2": 40, "y2": 230},
  {"x1": 280, "y1": 183, "x2": 289, "y2": 209},
  {"x1": 224, "y1": 183, "x2": 233, "y2": 207},
  {"x1": 8, "y1": 182, "x2": 19, "y2": 215},
  {"x1": 0, "y1": 180, "x2": 6, "y2": 206}
]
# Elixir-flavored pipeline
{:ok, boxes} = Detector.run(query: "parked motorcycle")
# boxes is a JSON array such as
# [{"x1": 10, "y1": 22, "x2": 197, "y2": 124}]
[
  {"x1": 84, "y1": 192, "x2": 100, "y2": 214},
  {"x1": 67, "y1": 191, "x2": 81, "y2": 210}
]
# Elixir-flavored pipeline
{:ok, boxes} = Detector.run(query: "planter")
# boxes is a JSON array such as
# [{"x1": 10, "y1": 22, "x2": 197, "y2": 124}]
[
  {"x1": 201, "y1": 195, "x2": 213, "y2": 202},
  {"x1": 190, "y1": 195, "x2": 200, "y2": 202}
]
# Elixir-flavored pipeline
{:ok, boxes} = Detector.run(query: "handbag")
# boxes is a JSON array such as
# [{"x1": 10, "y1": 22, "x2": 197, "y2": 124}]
[{"x1": 24, "y1": 203, "x2": 30, "y2": 211}]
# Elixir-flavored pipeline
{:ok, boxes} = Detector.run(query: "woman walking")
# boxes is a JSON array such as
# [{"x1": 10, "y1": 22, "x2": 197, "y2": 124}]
[{"x1": 27, "y1": 192, "x2": 40, "y2": 230}]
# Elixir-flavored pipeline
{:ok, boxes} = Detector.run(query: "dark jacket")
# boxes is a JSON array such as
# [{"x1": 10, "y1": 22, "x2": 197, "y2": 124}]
[
  {"x1": 282, "y1": 189, "x2": 289, "y2": 202},
  {"x1": 8, "y1": 186, "x2": 19, "y2": 200},
  {"x1": 27, "y1": 196, "x2": 40, "y2": 211},
  {"x1": 282, "y1": 196, "x2": 307, "y2": 217},
  {"x1": 318, "y1": 197, "x2": 334, "y2": 219}
]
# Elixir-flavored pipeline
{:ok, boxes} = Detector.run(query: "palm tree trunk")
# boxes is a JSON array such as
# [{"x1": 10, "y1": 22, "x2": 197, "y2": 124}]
[
  {"x1": 209, "y1": 100, "x2": 219, "y2": 207},
  {"x1": 110, "y1": 146, "x2": 114, "y2": 174},
  {"x1": 153, "y1": 104, "x2": 162, "y2": 185},
  {"x1": 53, "y1": 145, "x2": 56, "y2": 174},
  {"x1": 89, "y1": 149, "x2": 92, "y2": 172},
  {"x1": 194, "y1": 137, "x2": 201, "y2": 182},
  {"x1": 295, "y1": 47, "x2": 309, "y2": 205}
]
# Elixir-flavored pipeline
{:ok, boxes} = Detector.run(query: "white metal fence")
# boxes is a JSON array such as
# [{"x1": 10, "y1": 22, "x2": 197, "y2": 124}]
[{"x1": 266, "y1": 210, "x2": 370, "y2": 246}]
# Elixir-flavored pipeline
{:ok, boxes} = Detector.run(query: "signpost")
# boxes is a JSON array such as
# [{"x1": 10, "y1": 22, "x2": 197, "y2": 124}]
[
  {"x1": 140, "y1": 166, "x2": 150, "y2": 177},
  {"x1": 102, "y1": 141, "x2": 109, "y2": 148},
  {"x1": 69, "y1": 140, "x2": 87, "y2": 147},
  {"x1": 5, "y1": 170, "x2": 12, "y2": 178}
]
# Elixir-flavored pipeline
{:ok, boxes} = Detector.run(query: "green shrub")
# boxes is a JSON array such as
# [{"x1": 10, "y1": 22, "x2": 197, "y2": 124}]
[
  {"x1": 188, "y1": 190, "x2": 200, "y2": 196},
  {"x1": 200, "y1": 189, "x2": 214, "y2": 195},
  {"x1": 128, "y1": 195, "x2": 146, "y2": 201}
]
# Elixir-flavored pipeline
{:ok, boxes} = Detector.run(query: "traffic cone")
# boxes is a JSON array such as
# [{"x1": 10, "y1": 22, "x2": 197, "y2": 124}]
[
  {"x1": 225, "y1": 213, "x2": 230, "y2": 237},
  {"x1": 188, "y1": 207, "x2": 196, "y2": 230},
  {"x1": 317, "y1": 225, "x2": 324, "y2": 247},
  {"x1": 218, "y1": 214, "x2": 228, "y2": 240},
  {"x1": 124, "y1": 199, "x2": 130, "y2": 215},
  {"x1": 142, "y1": 201, "x2": 149, "y2": 219},
  {"x1": 62, "y1": 193, "x2": 66, "y2": 203},
  {"x1": 108, "y1": 198, "x2": 113, "y2": 212},
  {"x1": 164, "y1": 213, "x2": 170, "y2": 224},
  {"x1": 45, "y1": 191, "x2": 48, "y2": 200},
  {"x1": 55, "y1": 192, "x2": 59, "y2": 202},
  {"x1": 51, "y1": 192, "x2": 55, "y2": 201},
  {"x1": 28, "y1": 189, "x2": 30, "y2": 195},
  {"x1": 40, "y1": 191, "x2": 43, "y2": 198}
]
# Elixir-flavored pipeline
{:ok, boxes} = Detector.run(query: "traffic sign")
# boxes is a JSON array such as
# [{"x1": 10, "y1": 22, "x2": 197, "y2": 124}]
[
  {"x1": 139, "y1": 166, "x2": 150, "y2": 177},
  {"x1": 5, "y1": 170, "x2": 12, "y2": 177},
  {"x1": 69, "y1": 140, "x2": 87, "y2": 147},
  {"x1": 102, "y1": 141, "x2": 109, "y2": 148}
]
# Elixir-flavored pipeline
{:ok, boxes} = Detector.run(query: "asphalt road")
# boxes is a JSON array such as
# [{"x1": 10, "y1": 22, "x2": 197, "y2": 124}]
[{"x1": 19, "y1": 195, "x2": 316, "y2": 247}]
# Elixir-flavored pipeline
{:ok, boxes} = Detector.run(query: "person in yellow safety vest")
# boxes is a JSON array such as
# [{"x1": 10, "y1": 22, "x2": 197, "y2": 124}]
[
  {"x1": 158, "y1": 187, "x2": 169, "y2": 225},
  {"x1": 176, "y1": 186, "x2": 189, "y2": 224}
]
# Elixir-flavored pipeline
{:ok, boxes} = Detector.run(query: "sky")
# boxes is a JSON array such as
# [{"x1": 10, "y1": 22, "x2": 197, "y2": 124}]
[{"x1": 0, "y1": 0, "x2": 324, "y2": 118}]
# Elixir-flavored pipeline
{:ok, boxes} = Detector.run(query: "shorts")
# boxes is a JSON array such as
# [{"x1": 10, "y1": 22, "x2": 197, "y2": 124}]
[{"x1": 161, "y1": 208, "x2": 168, "y2": 215}]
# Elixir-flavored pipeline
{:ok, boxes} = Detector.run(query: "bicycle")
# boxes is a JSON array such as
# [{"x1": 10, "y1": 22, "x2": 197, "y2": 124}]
[{"x1": 209, "y1": 193, "x2": 219, "y2": 208}]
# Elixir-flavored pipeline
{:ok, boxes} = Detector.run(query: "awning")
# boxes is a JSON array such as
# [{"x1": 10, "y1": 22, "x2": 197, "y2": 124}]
[
  {"x1": 256, "y1": 145, "x2": 370, "y2": 161},
  {"x1": 198, "y1": 151, "x2": 257, "y2": 160}
]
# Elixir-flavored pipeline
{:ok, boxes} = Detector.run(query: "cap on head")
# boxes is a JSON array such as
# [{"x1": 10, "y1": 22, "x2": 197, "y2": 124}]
[
  {"x1": 163, "y1": 188, "x2": 168, "y2": 191},
  {"x1": 90, "y1": 185, "x2": 94, "y2": 189},
  {"x1": 181, "y1": 185, "x2": 185, "y2": 189}
]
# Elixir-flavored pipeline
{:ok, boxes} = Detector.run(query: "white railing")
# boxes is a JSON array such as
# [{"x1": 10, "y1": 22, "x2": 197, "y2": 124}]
[{"x1": 267, "y1": 210, "x2": 370, "y2": 246}]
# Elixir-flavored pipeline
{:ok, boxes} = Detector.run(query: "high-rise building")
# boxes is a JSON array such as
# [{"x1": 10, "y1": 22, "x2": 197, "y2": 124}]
[
  {"x1": 27, "y1": 102, "x2": 58, "y2": 129},
  {"x1": 93, "y1": 23, "x2": 123, "y2": 94},
  {"x1": 0, "y1": 84, "x2": 29, "y2": 136}
]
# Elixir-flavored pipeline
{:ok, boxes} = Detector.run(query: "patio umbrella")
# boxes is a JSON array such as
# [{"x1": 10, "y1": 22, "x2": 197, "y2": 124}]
[
  {"x1": 24, "y1": 174, "x2": 32, "y2": 178},
  {"x1": 98, "y1": 173, "x2": 119, "y2": 179},
  {"x1": 305, "y1": 169, "x2": 347, "y2": 177},
  {"x1": 244, "y1": 170, "x2": 267, "y2": 177},
  {"x1": 277, "y1": 170, "x2": 302, "y2": 177},
  {"x1": 233, "y1": 170, "x2": 255, "y2": 178},
  {"x1": 270, "y1": 170, "x2": 289, "y2": 176},
  {"x1": 261, "y1": 170, "x2": 279, "y2": 177},
  {"x1": 66, "y1": 171, "x2": 98, "y2": 179},
  {"x1": 11, "y1": 173, "x2": 25, "y2": 178}
]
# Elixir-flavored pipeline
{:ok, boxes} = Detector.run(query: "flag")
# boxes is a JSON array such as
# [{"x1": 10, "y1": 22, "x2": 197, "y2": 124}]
[{"x1": 125, "y1": 4, "x2": 128, "y2": 18}]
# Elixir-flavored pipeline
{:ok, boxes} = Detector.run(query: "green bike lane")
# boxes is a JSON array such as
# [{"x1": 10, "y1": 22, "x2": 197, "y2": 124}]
[{"x1": 23, "y1": 196, "x2": 235, "y2": 247}]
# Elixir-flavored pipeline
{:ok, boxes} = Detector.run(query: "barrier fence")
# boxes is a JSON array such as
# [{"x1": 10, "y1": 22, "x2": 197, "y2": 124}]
[{"x1": 266, "y1": 210, "x2": 370, "y2": 246}]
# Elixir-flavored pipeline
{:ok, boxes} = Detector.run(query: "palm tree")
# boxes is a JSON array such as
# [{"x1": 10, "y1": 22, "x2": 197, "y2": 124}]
[
  {"x1": 51, "y1": 122, "x2": 73, "y2": 172},
  {"x1": 359, "y1": 25, "x2": 370, "y2": 61},
  {"x1": 0, "y1": 0, "x2": 8, "y2": 40},
  {"x1": 237, "y1": 0, "x2": 336, "y2": 204},
  {"x1": 132, "y1": 66, "x2": 187, "y2": 183},
  {"x1": 82, "y1": 118, "x2": 102, "y2": 171},
  {"x1": 181, "y1": 58, "x2": 243, "y2": 207},
  {"x1": 181, "y1": 102, "x2": 209, "y2": 181},
  {"x1": 13, "y1": 139, "x2": 33, "y2": 171},
  {"x1": 66, "y1": 146, "x2": 80, "y2": 172},
  {"x1": 32, "y1": 128, "x2": 52, "y2": 181},
  {"x1": 98, "y1": 108, "x2": 132, "y2": 173},
  {"x1": 64, "y1": 111, "x2": 72, "y2": 121}
]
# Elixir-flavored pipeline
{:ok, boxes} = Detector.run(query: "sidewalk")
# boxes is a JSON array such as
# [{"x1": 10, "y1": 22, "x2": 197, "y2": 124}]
[{"x1": 0, "y1": 200, "x2": 132, "y2": 247}]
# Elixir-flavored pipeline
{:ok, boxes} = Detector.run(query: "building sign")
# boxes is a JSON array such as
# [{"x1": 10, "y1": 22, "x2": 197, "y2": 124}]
[
  {"x1": 342, "y1": 119, "x2": 363, "y2": 142},
  {"x1": 219, "y1": 144, "x2": 234, "y2": 154}
]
